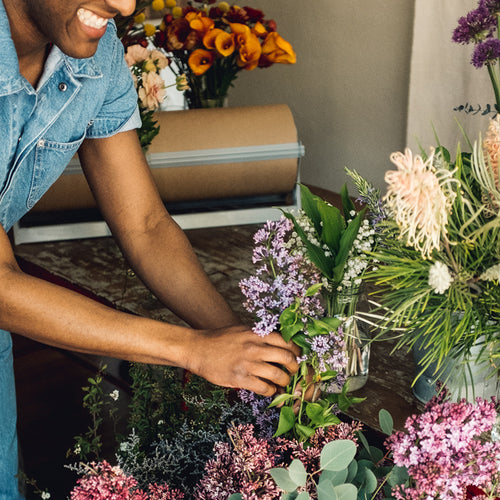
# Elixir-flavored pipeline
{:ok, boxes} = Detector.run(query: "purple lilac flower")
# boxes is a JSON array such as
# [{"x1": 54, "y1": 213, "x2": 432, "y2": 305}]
[
  {"x1": 386, "y1": 390, "x2": 500, "y2": 500},
  {"x1": 472, "y1": 37, "x2": 500, "y2": 67},
  {"x1": 452, "y1": 4, "x2": 496, "y2": 44},
  {"x1": 240, "y1": 216, "x2": 324, "y2": 337},
  {"x1": 238, "y1": 390, "x2": 279, "y2": 439},
  {"x1": 481, "y1": 0, "x2": 500, "y2": 15}
]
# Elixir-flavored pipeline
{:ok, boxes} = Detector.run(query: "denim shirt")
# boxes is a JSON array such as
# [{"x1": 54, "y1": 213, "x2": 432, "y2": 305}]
[{"x1": 0, "y1": 2, "x2": 141, "y2": 232}]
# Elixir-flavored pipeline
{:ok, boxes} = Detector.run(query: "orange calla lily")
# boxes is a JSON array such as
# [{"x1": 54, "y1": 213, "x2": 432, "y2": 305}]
[
  {"x1": 252, "y1": 21, "x2": 267, "y2": 38},
  {"x1": 260, "y1": 32, "x2": 296, "y2": 65},
  {"x1": 203, "y1": 29, "x2": 235, "y2": 57},
  {"x1": 188, "y1": 48, "x2": 215, "y2": 75},
  {"x1": 186, "y1": 11, "x2": 214, "y2": 33},
  {"x1": 230, "y1": 23, "x2": 261, "y2": 70}
]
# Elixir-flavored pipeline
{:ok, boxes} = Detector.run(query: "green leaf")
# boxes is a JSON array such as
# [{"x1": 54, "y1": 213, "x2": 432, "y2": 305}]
[
  {"x1": 346, "y1": 460, "x2": 358, "y2": 482},
  {"x1": 300, "y1": 184, "x2": 323, "y2": 234},
  {"x1": 295, "y1": 423, "x2": 316, "y2": 440},
  {"x1": 305, "y1": 402, "x2": 325, "y2": 423},
  {"x1": 320, "y1": 439, "x2": 357, "y2": 471},
  {"x1": 340, "y1": 183, "x2": 356, "y2": 222},
  {"x1": 318, "y1": 482, "x2": 357, "y2": 500},
  {"x1": 288, "y1": 459, "x2": 307, "y2": 487},
  {"x1": 316, "y1": 477, "x2": 336, "y2": 500},
  {"x1": 274, "y1": 406, "x2": 296, "y2": 437},
  {"x1": 318, "y1": 468, "x2": 348, "y2": 486},
  {"x1": 281, "y1": 493, "x2": 300, "y2": 500},
  {"x1": 318, "y1": 201, "x2": 344, "y2": 253},
  {"x1": 378, "y1": 409, "x2": 394, "y2": 436},
  {"x1": 228, "y1": 494, "x2": 243, "y2": 500},
  {"x1": 295, "y1": 493, "x2": 310, "y2": 500},
  {"x1": 268, "y1": 393, "x2": 295, "y2": 408},
  {"x1": 305, "y1": 283, "x2": 323, "y2": 297},
  {"x1": 362, "y1": 468, "x2": 378, "y2": 494},
  {"x1": 270, "y1": 468, "x2": 300, "y2": 493},
  {"x1": 332, "y1": 209, "x2": 366, "y2": 282},
  {"x1": 292, "y1": 333, "x2": 312, "y2": 353},
  {"x1": 387, "y1": 466, "x2": 409, "y2": 487}
]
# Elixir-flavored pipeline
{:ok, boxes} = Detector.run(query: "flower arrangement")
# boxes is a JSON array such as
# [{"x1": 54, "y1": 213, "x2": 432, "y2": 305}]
[
  {"x1": 345, "y1": 116, "x2": 500, "y2": 398},
  {"x1": 238, "y1": 184, "x2": 376, "y2": 442},
  {"x1": 152, "y1": 1, "x2": 296, "y2": 108}
]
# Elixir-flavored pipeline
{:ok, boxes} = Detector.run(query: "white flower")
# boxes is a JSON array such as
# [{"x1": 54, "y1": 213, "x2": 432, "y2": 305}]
[
  {"x1": 480, "y1": 263, "x2": 500, "y2": 281},
  {"x1": 109, "y1": 389, "x2": 119, "y2": 401},
  {"x1": 428, "y1": 261, "x2": 453, "y2": 294},
  {"x1": 41, "y1": 492, "x2": 51, "y2": 499},
  {"x1": 384, "y1": 148, "x2": 458, "y2": 259}
]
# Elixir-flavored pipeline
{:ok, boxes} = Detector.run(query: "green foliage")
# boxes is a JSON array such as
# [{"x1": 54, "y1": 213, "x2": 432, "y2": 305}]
[{"x1": 269, "y1": 411, "x2": 409, "y2": 500}]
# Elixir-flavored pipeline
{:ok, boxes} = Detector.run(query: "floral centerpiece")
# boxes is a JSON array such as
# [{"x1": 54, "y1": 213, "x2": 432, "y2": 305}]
[
  {"x1": 345, "y1": 116, "x2": 500, "y2": 401},
  {"x1": 238, "y1": 184, "x2": 376, "y2": 442},
  {"x1": 152, "y1": 1, "x2": 296, "y2": 108}
]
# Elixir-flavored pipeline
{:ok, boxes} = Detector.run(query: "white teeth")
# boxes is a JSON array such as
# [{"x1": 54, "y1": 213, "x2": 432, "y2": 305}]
[{"x1": 77, "y1": 8, "x2": 108, "y2": 30}]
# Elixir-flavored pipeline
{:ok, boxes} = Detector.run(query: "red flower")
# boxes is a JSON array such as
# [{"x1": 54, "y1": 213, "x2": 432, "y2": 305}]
[
  {"x1": 466, "y1": 485, "x2": 500, "y2": 499},
  {"x1": 243, "y1": 6, "x2": 264, "y2": 23}
]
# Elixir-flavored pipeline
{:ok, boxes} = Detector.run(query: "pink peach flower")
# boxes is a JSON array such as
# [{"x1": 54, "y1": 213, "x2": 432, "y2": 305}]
[
  {"x1": 125, "y1": 44, "x2": 150, "y2": 67},
  {"x1": 138, "y1": 71, "x2": 166, "y2": 111}
]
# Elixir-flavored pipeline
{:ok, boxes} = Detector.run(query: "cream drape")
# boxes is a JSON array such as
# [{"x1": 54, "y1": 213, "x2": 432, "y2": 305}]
[{"x1": 406, "y1": 0, "x2": 493, "y2": 154}]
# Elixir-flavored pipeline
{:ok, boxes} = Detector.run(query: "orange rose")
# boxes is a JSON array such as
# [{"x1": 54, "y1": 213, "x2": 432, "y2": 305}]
[
  {"x1": 260, "y1": 32, "x2": 296, "y2": 66},
  {"x1": 204, "y1": 29, "x2": 235, "y2": 57},
  {"x1": 230, "y1": 23, "x2": 261, "y2": 70},
  {"x1": 188, "y1": 48, "x2": 215, "y2": 75}
]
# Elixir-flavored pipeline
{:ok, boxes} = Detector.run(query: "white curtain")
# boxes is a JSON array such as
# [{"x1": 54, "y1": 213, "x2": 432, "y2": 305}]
[{"x1": 406, "y1": 0, "x2": 493, "y2": 154}]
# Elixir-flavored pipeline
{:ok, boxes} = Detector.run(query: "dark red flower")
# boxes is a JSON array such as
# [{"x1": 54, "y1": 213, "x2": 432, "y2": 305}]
[
  {"x1": 225, "y1": 6, "x2": 249, "y2": 23},
  {"x1": 466, "y1": 485, "x2": 500, "y2": 499},
  {"x1": 243, "y1": 6, "x2": 264, "y2": 23},
  {"x1": 266, "y1": 19, "x2": 277, "y2": 32}
]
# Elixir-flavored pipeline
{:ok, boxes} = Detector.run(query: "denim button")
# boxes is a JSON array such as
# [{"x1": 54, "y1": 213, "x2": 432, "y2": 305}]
[{"x1": 58, "y1": 82, "x2": 67, "y2": 91}]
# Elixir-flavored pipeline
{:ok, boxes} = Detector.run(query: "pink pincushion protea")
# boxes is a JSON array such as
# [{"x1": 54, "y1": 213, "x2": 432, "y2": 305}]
[{"x1": 384, "y1": 148, "x2": 458, "y2": 259}]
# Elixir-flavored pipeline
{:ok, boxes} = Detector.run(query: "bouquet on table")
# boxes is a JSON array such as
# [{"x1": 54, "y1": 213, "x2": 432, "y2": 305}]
[
  {"x1": 117, "y1": 1, "x2": 189, "y2": 150},
  {"x1": 239, "y1": 184, "x2": 377, "y2": 442},
  {"x1": 152, "y1": 0, "x2": 296, "y2": 108}
]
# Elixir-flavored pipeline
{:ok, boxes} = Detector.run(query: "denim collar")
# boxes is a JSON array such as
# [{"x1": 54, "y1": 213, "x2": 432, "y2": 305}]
[{"x1": 0, "y1": 0, "x2": 103, "y2": 97}]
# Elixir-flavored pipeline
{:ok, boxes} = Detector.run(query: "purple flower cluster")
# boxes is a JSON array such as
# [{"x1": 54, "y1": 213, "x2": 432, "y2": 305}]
[
  {"x1": 386, "y1": 391, "x2": 500, "y2": 500},
  {"x1": 453, "y1": 0, "x2": 500, "y2": 68},
  {"x1": 238, "y1": 389, "x2": 279, "y2": 439},
  {"x1": 239, "y1": 216, "x2": 324, "y2": 336},
  {"x1": 70, "y1": 461, "x2": 184, "y2": 500}
]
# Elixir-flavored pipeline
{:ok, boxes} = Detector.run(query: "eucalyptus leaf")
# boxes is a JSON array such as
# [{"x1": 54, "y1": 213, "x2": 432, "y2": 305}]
[
  {"x1": 387, "y1": 465, "x2": 409, "y2": 487},
  {"x1": 281, "y1": 493, "x2": 300, "y2": 500},
  {"x1": 295, "y1": 493, "x2": 311, "y2": 500},
  {"x1": 332, "y1": 483, "x2": 358, "y2": 500},
  {"x1": 270, "y1": 468, "x2": 300, "y2": 493},
  {"x1": 362, "y1": 468, "x2": 378, "y2": 494},
  {"x1": 318, "y1": 468, "x2": 348, "y2": 486},
  {"x1": 288, "y1": 459, "x2": 307, "y2": 487},
  {"x1": 379, "y1": 409, "x2": 394, "y2": 436},
  {"x1": 228, "y1": 494, "x2": 243, "y2": 500},
  {"x1": 346, "y1": 459, "x2": 358, "y2": 482},
  {"x1": 320, "y1": 439, "x2": 356, "y2": 471}
]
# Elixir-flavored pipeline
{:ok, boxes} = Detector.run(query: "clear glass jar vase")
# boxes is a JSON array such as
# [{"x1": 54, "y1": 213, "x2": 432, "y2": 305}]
[{"x1": 326, "y1": 285, "x2": 371, "y2": 392}]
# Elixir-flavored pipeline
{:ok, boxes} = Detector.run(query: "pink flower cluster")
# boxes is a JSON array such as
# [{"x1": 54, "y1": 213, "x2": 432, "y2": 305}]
[
  {"x1": 386, "y1": 392, "x2": 500, "y2": 500},
  {"x1": 70, "y1": 461, "x2": 184, "y2": 500}
]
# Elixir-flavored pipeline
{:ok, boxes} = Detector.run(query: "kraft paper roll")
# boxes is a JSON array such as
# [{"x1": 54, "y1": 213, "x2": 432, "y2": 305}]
[{"x1": 31, "y1": 104, "x2": 301, "y2": 212}]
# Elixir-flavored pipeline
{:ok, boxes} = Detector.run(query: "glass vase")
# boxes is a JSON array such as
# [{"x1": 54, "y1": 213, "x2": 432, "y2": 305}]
[{"x1": 327, "y1": 285, "x2": 371, "y2": 392}]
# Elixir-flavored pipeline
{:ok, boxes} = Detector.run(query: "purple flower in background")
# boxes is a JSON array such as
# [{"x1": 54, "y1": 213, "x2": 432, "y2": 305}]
[
  {"x1": 238, "y1": 390, "x2": 279, "y2": 439},
  {"x1": 386, "y1": 390, "x2": 500, "y2": 500},
  {"x1": 482, "y1": 0, "x2": 500, "y2": 15},
  {"x1": 472, "y1": 37, "x2": 500, "y2": 67},
  {"x1": 452, "y1": 4, "x2": 496, "y2": 44}
]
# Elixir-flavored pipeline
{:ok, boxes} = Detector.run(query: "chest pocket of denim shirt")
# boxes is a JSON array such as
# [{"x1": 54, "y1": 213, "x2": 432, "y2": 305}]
[{"x1": 27, "y1": 132, "x2": 86, "y2": 210}]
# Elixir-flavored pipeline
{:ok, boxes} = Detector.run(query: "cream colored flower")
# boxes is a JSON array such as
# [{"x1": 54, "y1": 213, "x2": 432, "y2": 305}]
[
  {"x1": 480, "y1": 263, "x2": 500, "y2": 281},
  {"x1": 428, "y1": 261, "x2": 453, "y2": 294},
  {"x1": 138, "y1": 71, "x2": 166, "y2": 111},
  {"x1": 124, "y1": 44, "x2": 149, "y2": 67},
  {"x1": 476, "y1": 116, "x2": 500, "y2": 215},
  {"x1": 384, "y1": 148, "x2": 458, "y2": 259},
  {"x1": 150, "y1": 49, "x2": 169, "y2": 69},
  {"x1": 175, "y1": 73, "x2": 190, "y2": 91}
]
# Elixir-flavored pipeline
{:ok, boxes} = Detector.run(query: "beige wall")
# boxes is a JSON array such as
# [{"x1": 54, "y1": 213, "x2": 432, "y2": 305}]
[{"x1": 228, "y1": 1, "x2": 416, "y2": 194}]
